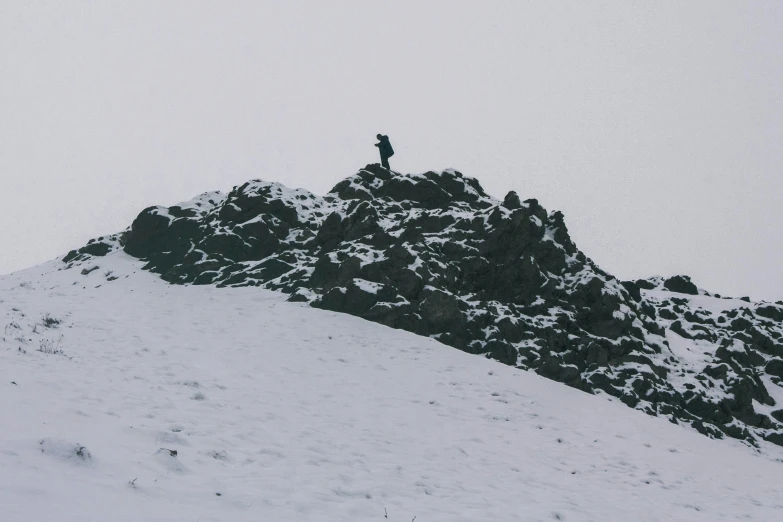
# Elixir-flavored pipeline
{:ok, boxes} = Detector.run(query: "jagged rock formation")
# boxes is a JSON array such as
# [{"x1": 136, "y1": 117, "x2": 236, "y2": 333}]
[{"x1": 62, "y1": 165, "x2": 783, "y2": 447}]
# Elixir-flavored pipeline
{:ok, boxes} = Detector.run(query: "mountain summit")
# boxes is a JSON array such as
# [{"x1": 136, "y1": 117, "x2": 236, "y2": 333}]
[{"x1": 63, "y1": 164, "x2": 783, "y2": 447}]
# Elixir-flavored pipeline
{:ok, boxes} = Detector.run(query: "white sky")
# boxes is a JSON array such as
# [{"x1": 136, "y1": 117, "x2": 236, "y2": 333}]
[{"x1": 1, "y1": 1, "x2": 782, "y2": 301}]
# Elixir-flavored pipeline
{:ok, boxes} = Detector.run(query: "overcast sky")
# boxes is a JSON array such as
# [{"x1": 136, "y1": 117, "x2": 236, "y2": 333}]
[{"x1": 2, "y1": 1, "x2": 782, "y2": 301}]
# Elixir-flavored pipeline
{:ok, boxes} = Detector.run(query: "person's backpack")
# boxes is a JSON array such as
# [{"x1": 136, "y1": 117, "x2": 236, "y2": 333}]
[{"x1": 384, "y1": 138, "x2": 394, "y2": 157}]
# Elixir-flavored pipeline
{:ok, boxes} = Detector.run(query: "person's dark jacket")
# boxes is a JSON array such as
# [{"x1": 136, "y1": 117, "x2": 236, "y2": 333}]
[{"x1": 376, "y1": 135, "x2": 394, "y2": 158}]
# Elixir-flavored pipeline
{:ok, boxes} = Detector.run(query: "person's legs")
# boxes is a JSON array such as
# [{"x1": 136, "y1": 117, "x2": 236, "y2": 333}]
[{"x1": 381, "y1": 155, "x2": 390, "y2": 169}]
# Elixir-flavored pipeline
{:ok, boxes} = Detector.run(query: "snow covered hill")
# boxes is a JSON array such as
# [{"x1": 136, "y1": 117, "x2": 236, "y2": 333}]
[
  {"x1": 2, "y1": 252, "x2": 783, "y2": 521},
  {"x1": 59, "y1": 165, "x2": 783, "y2": 448}
]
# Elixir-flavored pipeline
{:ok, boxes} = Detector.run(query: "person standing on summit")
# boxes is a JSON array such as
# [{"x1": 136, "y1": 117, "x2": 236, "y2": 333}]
[{"x1": 374, "y1": 134, "x2": 394, "y2": 169}]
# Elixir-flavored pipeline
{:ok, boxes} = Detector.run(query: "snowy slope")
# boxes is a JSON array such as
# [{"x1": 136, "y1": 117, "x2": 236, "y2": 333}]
[{"x1": 2, "y1": 252, "x2": 783, "y2": 521}]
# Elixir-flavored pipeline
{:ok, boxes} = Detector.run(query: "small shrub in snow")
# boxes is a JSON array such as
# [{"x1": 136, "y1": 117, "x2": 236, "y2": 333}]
[
  {"x1": 38, "y1": 336, "x2": 64, "y2": 355},
  {"x1": 211, "y1": 450, "x2": 228, "y2": 461},
  {"x1": 4, "y1": 321, "x2": 21, "y2": 336},
  {"x1": 42, "y1": 314, "x2": 61, "y2": 329}
]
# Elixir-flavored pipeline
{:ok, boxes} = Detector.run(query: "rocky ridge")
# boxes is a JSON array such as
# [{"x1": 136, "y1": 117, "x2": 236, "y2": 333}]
[{"x1": 62, "y1": 165, "x2": 783, "y2": 447}]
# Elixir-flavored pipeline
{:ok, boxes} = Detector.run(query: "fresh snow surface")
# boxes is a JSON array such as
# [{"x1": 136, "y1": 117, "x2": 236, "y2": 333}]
[{"x1": 2, "y1": 254, "x2": 783, "y2": 522}]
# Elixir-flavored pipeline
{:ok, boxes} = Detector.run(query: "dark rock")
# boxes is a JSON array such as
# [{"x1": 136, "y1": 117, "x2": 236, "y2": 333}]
[
  {"x1": 620, "y1": 281, "x2": 642, "y2": 302},
  {"x1": 502, "y1": 191, "x2": 522, "y2": 210},
  {"x1": 80, "y1": 241, "x2": 112, "y2": 257},
  {"x1": 635, "y1": 279, "x2": 657, "y2": 290},
  {"x1": 124, "y1": 207, "x2": 176, "y2": 258},
  {"x1": 418, "y1": 289, "x2": 465, "y2": 333},
  {"x1": 663, "y1": 275, "x2": 698, "y2": 295},
  {"x1": 765, "y1": 359, "x2": 783, "y2": 379},
  {"x1": 757, "y1": 305, "x2": 783, "y2": 322},
  {"x1": 314, "y1": 281, "x2": 380, "y2": 316}
]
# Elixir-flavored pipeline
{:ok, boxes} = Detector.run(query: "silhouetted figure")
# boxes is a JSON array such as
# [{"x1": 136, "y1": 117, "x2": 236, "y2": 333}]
[{"x1": 375, "y1": 134, "x2": 394, "y2": 169}]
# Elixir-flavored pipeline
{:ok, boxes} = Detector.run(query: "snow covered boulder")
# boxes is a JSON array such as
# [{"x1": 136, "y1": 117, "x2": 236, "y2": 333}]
[{"x1": 663, "y1": 275, "x2": 699, "y2": 295}]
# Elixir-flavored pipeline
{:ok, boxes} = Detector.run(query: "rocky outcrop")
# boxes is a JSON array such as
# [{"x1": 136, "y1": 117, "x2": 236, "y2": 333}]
[
  {"x1": 662, "y1": 275, "x2": 699, "y2": 295},
  {"x1": 62, "y1": 236, "x2": 122, "y2": 264},
  {"x1": 63, "y1": 164, "x2": 783, "y2": 448}
]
